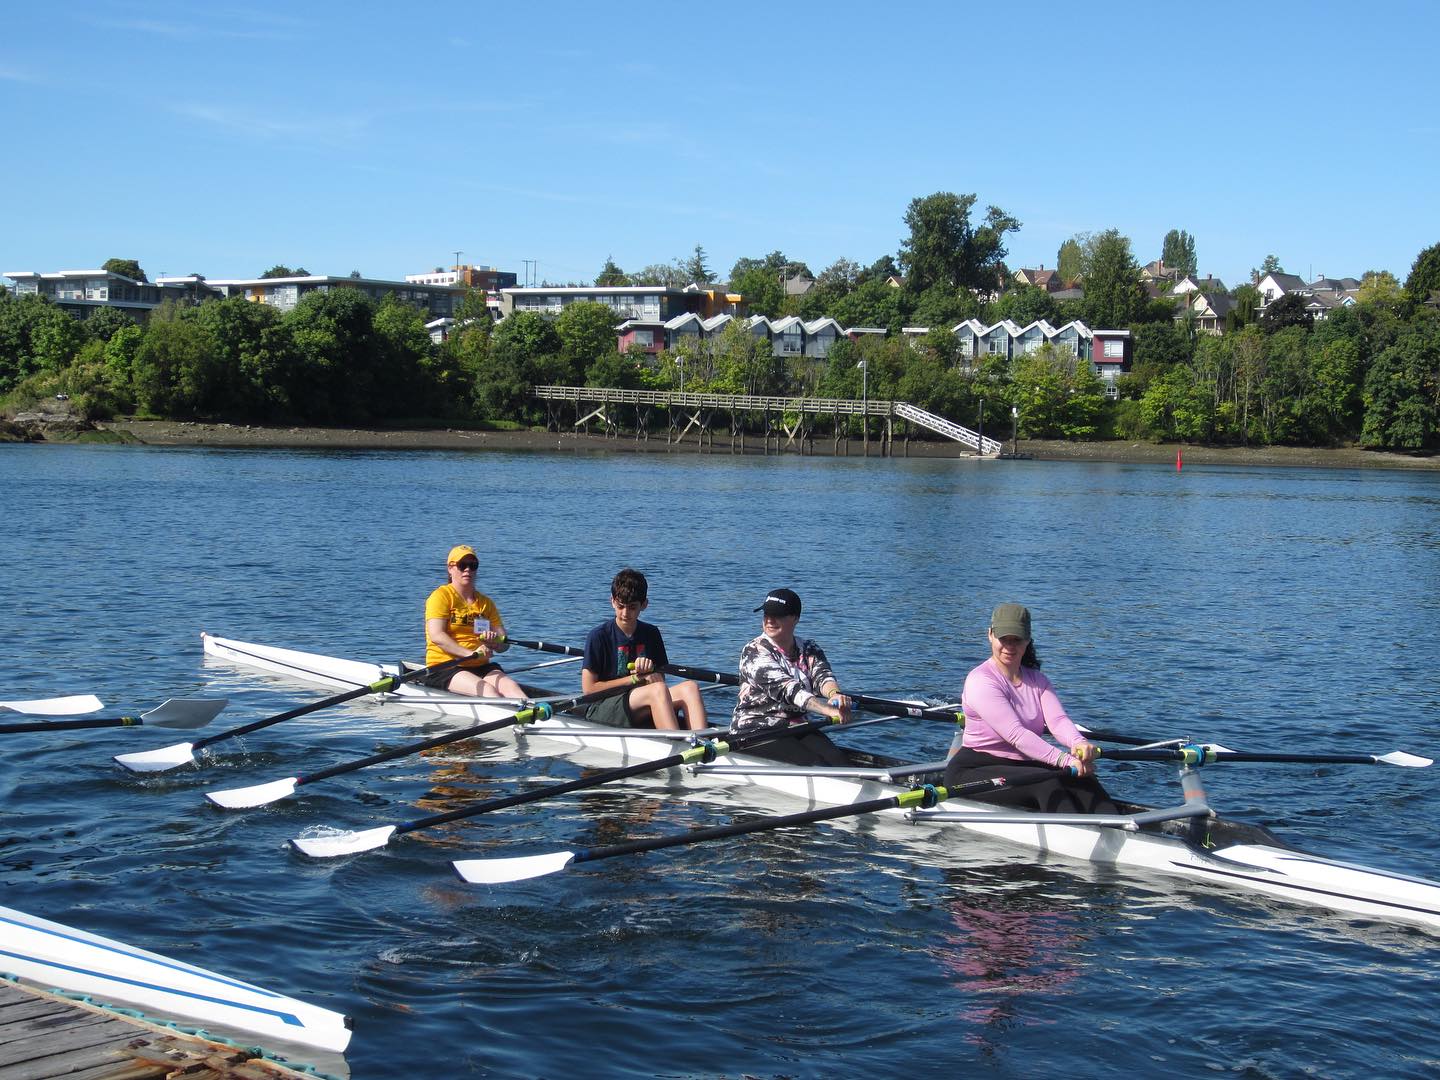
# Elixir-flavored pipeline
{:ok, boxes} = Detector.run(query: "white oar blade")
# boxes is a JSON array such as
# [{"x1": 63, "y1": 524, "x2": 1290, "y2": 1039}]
[
  {"x1": 205, "y1": 777, "x2": 299, "y2": 809},
  {"x1": 1379, "y1": 751, "x2": 1432, "y2": 768},
  {"x1": 291, "y1": 826, "x2": 396, "y2": 859},
  {"x1": 453, "y1": 851, "x2": 576, "y2": 884},
  {"x1": 114, "y1": 742, "x2": 196, "y2": 773},
  {"x1": 1207, "y1": 742, "x2": 1238, "y2": 754},
  {"x1": 140, "y1": 698, "x2": 229, "y2": 730},
  {"x1": 0, "y1": 694, "x2": 104, "y2": 716}
]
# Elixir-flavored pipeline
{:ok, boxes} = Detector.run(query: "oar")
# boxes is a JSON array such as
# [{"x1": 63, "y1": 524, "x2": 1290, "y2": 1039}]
[
  {"x1": 451, "y1": 776, "x2": 1008, "y2": 884},
  {"x1": 114, "y1": 652, "x2": 479, "y2": 774},
  {"x1": 291, "y1": 716, "x2": 849, "y2": 859},
  {"x1": 0, "y1": 695, "x2": 105, "y2": 716},
  {"x1": 204, "y1": 682, "x2": 635, "y2": 809},
  {"x1": 0, "y1": 698, "x2": 228, "y2": 735},
  {"x1": 1094, "y1": 743, "x2": 1432, "y2": 768},
  {"x1": 507, "y1": 641, "x2": 1162, "y2": 745}
]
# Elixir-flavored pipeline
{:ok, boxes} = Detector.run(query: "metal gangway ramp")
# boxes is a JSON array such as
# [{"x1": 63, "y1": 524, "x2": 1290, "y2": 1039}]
[{"x1": 894, "y1": 402, "x2": 1002, "y2": 455}]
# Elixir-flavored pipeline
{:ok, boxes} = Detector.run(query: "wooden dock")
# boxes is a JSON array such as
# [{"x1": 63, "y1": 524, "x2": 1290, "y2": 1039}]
[{"x1": 0, "y1": 982, "x2": 321, "y2": 1080}]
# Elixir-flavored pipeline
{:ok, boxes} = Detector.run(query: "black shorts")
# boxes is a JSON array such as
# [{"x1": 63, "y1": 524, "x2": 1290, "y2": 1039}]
[{"x1": 417, "y1": 663, "x2": 501, "y2": 691}]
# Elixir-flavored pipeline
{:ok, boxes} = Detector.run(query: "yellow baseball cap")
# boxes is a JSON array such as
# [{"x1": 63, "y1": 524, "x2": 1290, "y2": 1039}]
[{"x1": 447, "y1": 544, "x2": 478, "y2": 565}]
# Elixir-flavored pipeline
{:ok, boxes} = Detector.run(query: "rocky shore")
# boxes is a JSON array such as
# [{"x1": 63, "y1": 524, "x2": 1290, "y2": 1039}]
[{"x1": 5, "y1": 416, "x2": 1435, "y2": 471}]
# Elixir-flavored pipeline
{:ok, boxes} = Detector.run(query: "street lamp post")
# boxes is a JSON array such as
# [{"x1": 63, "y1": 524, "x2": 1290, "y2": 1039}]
[
  {"x1": 1011, "y1": 405, "x2": 1019, "y2": 457},
  {"x1": 857, "y1": 360, "x2": 868, "y2": 456},
  {"x1": 977, "y1": 396, "x2": 984, "y2": 457},
  {"x1": 676, "y1": 356, "x2": 686, "y2": 393}
]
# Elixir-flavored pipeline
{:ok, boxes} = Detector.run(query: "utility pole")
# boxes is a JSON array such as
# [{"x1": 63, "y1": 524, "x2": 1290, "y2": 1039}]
[
  {"x1": 522, "y1": 260, "x2": 537, "y2": 287},
  {"x1": 454, "y1": 250, "x2": 463, "y2": 270},
  {"x1": 978, "y1": 397, "x2": 984, "y2": 457}
]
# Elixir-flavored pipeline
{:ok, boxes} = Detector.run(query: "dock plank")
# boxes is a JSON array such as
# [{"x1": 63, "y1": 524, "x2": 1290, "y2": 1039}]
[{"x1": 0, "y1": 983, "x2": 319, "y2": 1080}]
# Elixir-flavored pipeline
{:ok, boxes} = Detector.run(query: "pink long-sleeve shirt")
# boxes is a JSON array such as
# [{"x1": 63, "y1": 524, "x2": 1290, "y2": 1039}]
[{"x1": 961, "y1": 659, "x2": 1085, "y2": 768}]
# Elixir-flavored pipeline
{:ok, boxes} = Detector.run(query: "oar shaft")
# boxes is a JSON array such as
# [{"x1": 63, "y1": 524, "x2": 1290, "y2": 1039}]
[
  {"x1": 0, "y1": 715, "x2": 144, "y2": 735},
  {"x1": 297, "y1": 715, "x2": 520, "y2": 785},
  {"x1": 565, "y1": 778, "x2": 1007, "y2": 867},
  {"x1": 1099, "y1": 746, "x2": 1396, "y2": 766},
  {"x1": 297, "y1": 683, "x2": 632, "y2": 786},
  {"x1": 396, "y1": 718, "x2": 834, "y2": 837},
  {"x1": 194, "y1": 653, "x2": 472, "y2": 750}
]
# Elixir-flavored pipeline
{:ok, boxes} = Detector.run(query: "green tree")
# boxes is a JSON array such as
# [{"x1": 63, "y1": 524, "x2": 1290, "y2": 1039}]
[
  {"x1": 990, "y1": 286, "x2": 1058, "y2": 327},
  {"x1": 282, "y1": 289, "x2": 382, "y2": 423},
  {"x1": 102, "y1": 258, "x2": 147, "y2": 282},
  {"x1": 0, "y1": 293, "x2": 88, "y2": 389},
  {"x1": 911, "y1": 283, "x2": 980, "y2": 329},
  {"x1": 595, "y1": 256, "x2": 629, "y2": 287},
  {"x1": 898, "y1": 191, "x2": 1020, "y2": 294},
  {"x1": 1357, "y1": 270, "x2": 1401, "y2": 304},
  {"x1": 1080, "y1": 230, "x2": 1146, "y2": 329},
  {"x1": 261, "y1": 265, "x2": 308, "y2": 279},
  {"x1": 1227, "y1": 284, "x2": 1261, "y2": 331},
  {"x1": 84, "y1": 306, "x2": 136, "y2": 343},
  {"x1": 190, "y1": 296, "x2": 287, "y2": 419},
  {"x1": 1260, "y1": 292, "x2": 1312, "y2": 333},
  {"x1": 555, "y1": 301, "x2": 620, "y2": 382},
  {"x1": 1138, "y1": 365, "x2": 1211, "y2": 441},
  {"x1": 1360, "y1": 329, "x2": 1440, "y2": 449},
  {"x1": 1160, "y1": 230, "x2": 1197, "y2": 277},
  {"x1": 683, "y1": 244, "x2": 712, "y2": 284},
  {"x1": 1403, "y1": 242, "x2": 1440, "y2": 309},
  {"x1": 130, "y1": 304, "x2": 214, "y2": 416},
  {"x1": 1056, "y1": 237, "x2": 1084, "y2": 286},
  {"x1": 730, "y1": 266, "x2": 784, "y2": 318},
  {"x1": 477, "y1": 310, "x2": 565, "y2": 421},
  {"x1": 830, "y1": 277, "x2": 909, "y2": 333},
  {"x1": 1250, "y1": 254, "x2": 1283, "y2": 283}
]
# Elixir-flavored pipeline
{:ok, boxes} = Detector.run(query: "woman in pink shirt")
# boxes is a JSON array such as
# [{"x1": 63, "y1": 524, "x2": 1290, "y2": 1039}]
[{"x1": 942, "y1": 604, "x2": 1118, "y2": 814}]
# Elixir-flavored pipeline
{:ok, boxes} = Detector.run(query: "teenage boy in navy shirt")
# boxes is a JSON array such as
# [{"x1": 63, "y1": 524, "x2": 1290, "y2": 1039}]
[{"x1": 582, "y1": 568, "x2": 709, "y2": 731}]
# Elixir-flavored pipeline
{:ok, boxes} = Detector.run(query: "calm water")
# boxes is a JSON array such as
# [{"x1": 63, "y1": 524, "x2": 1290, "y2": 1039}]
[{"x1": 2, "y1": 443, "x2": 1439, "y2": 1078}]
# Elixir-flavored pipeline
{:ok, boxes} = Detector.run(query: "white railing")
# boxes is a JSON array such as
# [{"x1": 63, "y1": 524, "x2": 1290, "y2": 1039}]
[{"x1": 894, "y1": 402, "x2": 1002, "y2": 454}]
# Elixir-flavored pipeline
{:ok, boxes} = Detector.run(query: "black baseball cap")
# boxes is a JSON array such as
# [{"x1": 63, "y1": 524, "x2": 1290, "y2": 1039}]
[{"x1": 755, "y1": 588, "x2": 802, "y2": 617}]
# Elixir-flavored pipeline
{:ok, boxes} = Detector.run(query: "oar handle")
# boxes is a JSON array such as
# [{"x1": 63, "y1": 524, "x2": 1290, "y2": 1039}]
[
  {"x1": 504, "y1": 638, "x2": 585, "y2": 659},
  {"x1": 0, "y1": 715, "x2": 143, "y2": 735},
  {"x1": 195, "y1": 653, "x2": 474, "y2": 750}
]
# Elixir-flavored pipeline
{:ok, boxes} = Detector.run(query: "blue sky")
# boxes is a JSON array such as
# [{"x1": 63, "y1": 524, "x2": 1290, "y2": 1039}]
[{"x1": 4, "y1": 2, "x2": 1438, "y2": 290}]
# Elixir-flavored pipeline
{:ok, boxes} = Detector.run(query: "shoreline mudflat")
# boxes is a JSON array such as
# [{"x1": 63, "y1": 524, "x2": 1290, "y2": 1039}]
[{"x1": 87, "y1": 420, "x2": 1440, "y2": 471}]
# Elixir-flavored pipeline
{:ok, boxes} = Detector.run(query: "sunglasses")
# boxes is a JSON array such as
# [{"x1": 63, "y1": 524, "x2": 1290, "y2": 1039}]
[{"x1": 454, "y1": 561, "x2": 479, "y2": 572}]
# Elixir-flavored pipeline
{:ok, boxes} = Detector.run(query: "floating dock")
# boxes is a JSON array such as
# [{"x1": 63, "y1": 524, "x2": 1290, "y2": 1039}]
[{"x1": 0, "y1": 982, "x2": 324, "y2": 1080}]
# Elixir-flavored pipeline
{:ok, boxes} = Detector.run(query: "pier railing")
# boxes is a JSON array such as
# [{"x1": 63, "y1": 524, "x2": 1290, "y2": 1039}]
[{"x1": 530, "y1": 385, "x2": 997, "y2": 457}]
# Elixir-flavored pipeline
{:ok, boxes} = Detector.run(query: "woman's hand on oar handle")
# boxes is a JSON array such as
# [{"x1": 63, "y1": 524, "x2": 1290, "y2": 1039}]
[
  {"x1": 820, "y1": 684, "x2": 852, "y2": 724},
  {"x1": 1065, "y1": 741, "x2": 1101, "y2": 777}
]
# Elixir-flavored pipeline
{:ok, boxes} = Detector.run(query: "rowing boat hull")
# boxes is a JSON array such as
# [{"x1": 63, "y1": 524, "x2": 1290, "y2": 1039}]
[
  {"x1": 0, "y1": 904, "x2": 352, "y2": 1054},
  {"x1": 201, "y1": 634, "x2": 1440, "y2": 930}
]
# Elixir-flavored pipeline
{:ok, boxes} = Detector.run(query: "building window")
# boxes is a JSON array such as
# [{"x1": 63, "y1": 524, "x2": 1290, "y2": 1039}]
[
  {"x1": 1102, "y1": 339, "x2": 1124, "y2": 358},
  {"x1": 633, "y1": 330, "x2": 654, "y2": 347}
]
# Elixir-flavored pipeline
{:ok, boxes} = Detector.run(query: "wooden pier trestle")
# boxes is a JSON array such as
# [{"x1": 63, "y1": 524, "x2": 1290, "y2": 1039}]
[
  {"x1": 530, "y1": 386, "x2": 993, "y2": 457},
  {"x1": 0, "y1": 982, "x2": 322, "y2": 1080}
]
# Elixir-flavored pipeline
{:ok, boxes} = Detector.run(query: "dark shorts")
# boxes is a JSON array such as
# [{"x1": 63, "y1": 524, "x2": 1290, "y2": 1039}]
[
  {"x1": 586, "y1": 690, "x2": 637, "y2": 728},
  {"x1": 943, "y1": 748, "x2": 1118, "y2": 815},
  {"x1": 417, "y1": 663, "x2": 501, "y2": 691}
]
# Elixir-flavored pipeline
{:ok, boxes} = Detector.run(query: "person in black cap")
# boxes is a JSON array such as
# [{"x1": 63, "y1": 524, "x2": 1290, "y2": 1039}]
[{"x1": 731, "y1": 588, "x2": 853, "y2": 766}]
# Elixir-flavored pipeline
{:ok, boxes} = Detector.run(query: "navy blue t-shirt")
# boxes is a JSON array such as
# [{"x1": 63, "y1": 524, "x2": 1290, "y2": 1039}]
[{"x1": 583, "y1": 619, "x2": 669, "y2": 681}]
